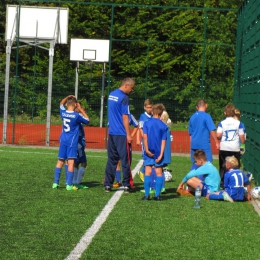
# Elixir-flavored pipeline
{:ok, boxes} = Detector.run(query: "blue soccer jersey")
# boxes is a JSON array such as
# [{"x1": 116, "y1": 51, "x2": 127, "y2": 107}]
[
  {"x1": 143, "y1": 118, "x2": 168, "y2": 160},
  {"x1": 161, "y1": 126, "x2": 172, "y2": 166},
  {"x1": 59, "y1": 105, "x2": 89, "y2": 148},
  {"x1": 189, "y1": 111, "x2": 216, "y2": 150},
  {"x1": 182, "y1": 162, "x2": 220, "y2": 193},
  {"x1": 108, "y1": 89, "x2": 130, "y2": 135},
  {"x1": 139, "y1": 112, "x2": 152, "y2": 129},
  {"x1": 224, "y1": 169, "x2": 250, "y2": 201}
]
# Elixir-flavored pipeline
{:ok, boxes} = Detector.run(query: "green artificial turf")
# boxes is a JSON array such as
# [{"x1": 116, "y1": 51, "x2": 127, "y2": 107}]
[{"x1": 0, "y1": 146, "x2": 259, "y2": 260}]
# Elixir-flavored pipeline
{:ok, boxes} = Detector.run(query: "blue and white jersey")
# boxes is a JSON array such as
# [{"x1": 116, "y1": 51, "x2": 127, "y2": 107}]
[
  {"x1": 217, "y1": 117, "x2": 245, "y2": 151},
  {"x1": 224, "y1": 169, "x2": 250, "y2": 201},
  {"x1": 138, "y1": 112, "x2": 152, "y2": 129},
  {"x1": 108, "y1": 89, "x2": 130, "y2": 135},
  {"x1": 59, "y1": 105, "x2": 89, "y2": 148},
  {"x1": 129, "y1": 114, "x2": 138, "y2": 128},
  {"x1": 143, "y1": 118, "x2": 168, "y2": 159},
  {"x1": 182, "y1": 162, "x2": 220, "y2": 193},
  {"x1": 189, "y1": 111, "x2": 216, "y2": 150}
]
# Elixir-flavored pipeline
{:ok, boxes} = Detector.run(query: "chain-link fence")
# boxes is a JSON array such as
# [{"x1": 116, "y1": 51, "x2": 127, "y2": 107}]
[{"x1": 0, "y1": 2, "x2": 239, "y2": 154}]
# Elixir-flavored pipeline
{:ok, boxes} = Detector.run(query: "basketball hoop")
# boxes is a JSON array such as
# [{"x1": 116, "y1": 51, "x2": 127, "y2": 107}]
[{"x1": 85, "y1": 60, "x2": 93, "y2": 69}]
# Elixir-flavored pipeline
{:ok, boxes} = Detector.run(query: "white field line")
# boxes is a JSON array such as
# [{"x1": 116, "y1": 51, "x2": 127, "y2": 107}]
[{"x1": 64, "y1": 159, "x2": 143, "y2": 260}]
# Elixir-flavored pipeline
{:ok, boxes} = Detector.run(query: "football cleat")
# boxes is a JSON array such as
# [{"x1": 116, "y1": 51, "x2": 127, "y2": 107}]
[{"x1": 66, "y1": 185, "x2": 78, "y2": 191}]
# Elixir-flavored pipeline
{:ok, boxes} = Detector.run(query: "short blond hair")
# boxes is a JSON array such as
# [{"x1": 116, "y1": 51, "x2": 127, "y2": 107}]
[{"x1": 225, "y1": 156, "x2": 239, "y2": 168}]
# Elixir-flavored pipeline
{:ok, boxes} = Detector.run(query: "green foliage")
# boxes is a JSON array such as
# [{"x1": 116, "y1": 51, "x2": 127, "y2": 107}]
[{"x1": 0, "y1": 1, "x2": 243, "y2": 126}]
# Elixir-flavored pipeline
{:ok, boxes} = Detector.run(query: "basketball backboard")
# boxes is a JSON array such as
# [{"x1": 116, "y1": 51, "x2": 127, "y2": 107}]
[
  {"x1": 70, "y1": 38, "x2": 110, "y2": 63},
  {"x1": 6, "y1": 5, "x2": 69, "y2": 44}
]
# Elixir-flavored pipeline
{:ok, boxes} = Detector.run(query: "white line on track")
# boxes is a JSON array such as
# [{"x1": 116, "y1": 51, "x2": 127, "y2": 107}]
[{"x1": 64, "y1": 159, "x2": 143, "y2": 260}]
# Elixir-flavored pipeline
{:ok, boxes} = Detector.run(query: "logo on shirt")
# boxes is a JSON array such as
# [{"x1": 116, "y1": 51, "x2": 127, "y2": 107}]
[
  {"x1": 109, "y1": 95, "x2": 118, "y2": 102},
  {"x1": 62, "y1": 113, "x2": 76, "y2": 118}
]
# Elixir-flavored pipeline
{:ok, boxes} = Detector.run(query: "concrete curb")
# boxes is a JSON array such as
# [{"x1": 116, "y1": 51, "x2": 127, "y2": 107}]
[{"x1": 251, "y1": 199, "x2": 260, "y2": 216}]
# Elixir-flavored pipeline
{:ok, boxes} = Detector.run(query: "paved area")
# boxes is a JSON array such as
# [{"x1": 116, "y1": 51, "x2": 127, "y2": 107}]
[{"x1": 251, "y1": 199, "x2": 260, "y2": 216}]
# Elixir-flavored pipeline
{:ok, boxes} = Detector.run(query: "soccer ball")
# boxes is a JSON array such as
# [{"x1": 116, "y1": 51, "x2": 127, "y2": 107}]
[
  {"x1": 251, "y1": 186, "x2": 260, "y2": 200},
  {"x1": 164, "y1": 170, "x2": 172, "y2": 182}
]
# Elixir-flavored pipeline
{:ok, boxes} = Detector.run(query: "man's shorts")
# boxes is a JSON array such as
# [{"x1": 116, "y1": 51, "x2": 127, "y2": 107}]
[{"x1": 58, "y1": 143, "x2": 77, "y2": 160}]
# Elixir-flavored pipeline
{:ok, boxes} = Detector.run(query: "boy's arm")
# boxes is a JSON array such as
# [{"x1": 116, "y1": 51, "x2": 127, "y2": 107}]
[
  {"x1": 143, "y1": 134, "x2": 154, "y2": 157},
  {"x1": 122, "y1": 114, "x2": 132, "y2": 143},
  {"x1": 239, "y1": 134, "x2": 245, "y2": 145},
  {"x1": 246, "y1": 183, "x2": 252, "y2": 201},
  {"x1": 136, "y1": 128, "x2": 141, "y2": 145},
  {"x1": 155, "y1": 139, "x2": 166, "y2": 163},
  {"x1": 131, "y1": 127, "x2": 139, "y2": 138},
  {"x1": 210, "y1": 130, "x2": 220, "y2": 150},
  {"x1": 76, "y1": 103, "x2": 89, "y2": 121}
]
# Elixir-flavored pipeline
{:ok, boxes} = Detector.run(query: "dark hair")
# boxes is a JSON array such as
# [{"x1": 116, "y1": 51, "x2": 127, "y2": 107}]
[
  {"x1": 196, "y1": 99, "x2": 207, "y2": 108},
  {"x1": 152, "y1": 103, "x2": 164, "y2": 117},
  {"x1": 225, "y1": 104, "x2": 235, "y2": 117},
  {"x1": 144, "y1": 99, "x2": 153, "y2": 107},
  {"x1": 66, "y1": 96, "x2": 77, "y2": 107},
  {"x1": 193, "y1": 150, "x2": 207, "y2": 161}
]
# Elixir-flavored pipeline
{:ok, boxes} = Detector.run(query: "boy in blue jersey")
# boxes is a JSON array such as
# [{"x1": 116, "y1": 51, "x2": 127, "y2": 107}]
[
  {"x1": 142, "y1": 103, "x2": 168, "y2": 201},
  {"x1": 177, "y1": 150, "x2": 220, "y2": 197},
  {"x1": 104, "y1": 78, "x2": 135, "y2": 193},
  {"x1": 136, "y1": 99, "x2": 153, "y2": 182},
  {"x1": 206, "y1": 156, "x2": 251, "y2": 202},
  {"x1": 189, "y1": 99, "x2": 219, "y2": 163},
  {"x1": 52, "y1": 95, "x2": 89, "y2": 191}
]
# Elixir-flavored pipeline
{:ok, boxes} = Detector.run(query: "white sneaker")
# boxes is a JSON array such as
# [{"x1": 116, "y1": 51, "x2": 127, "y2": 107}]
[{"x1": 222, "y1": 191, "x2": 234, "y2": 202}]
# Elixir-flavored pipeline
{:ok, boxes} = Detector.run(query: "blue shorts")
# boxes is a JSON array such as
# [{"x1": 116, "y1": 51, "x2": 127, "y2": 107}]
[
  {"x1": 58, "y1": 143, "x2": 77, "y2": 160},
  {"x1": 191, "y1": 148, "x2": 213, "y2": 163},
  {"x1": 144, "y1": 157, "x2": 164, "y2": 167},
  {"x1": 75, "y1": 145, "x2": 87, "y2": 165},
  {"x1": 201, "y1": 182, "x2": 211, "y2": 196}
]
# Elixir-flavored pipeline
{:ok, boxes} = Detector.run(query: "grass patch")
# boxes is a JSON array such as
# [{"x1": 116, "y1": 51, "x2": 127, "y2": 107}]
[{"x1": 0, "y1": 146, "x2": 259, "y2": 260}]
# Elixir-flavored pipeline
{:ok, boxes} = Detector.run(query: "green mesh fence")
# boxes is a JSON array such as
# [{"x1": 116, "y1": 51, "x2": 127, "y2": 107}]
[{"x1": 233, "y1": 0, "x2": 260, "y2": 184}]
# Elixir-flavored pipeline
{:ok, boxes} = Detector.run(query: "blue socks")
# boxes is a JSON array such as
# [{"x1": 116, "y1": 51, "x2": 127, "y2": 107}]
[
  {"x1": 208, "y1": 192, "x2": 224, "y2": 200},
  {"x1": 150, "y1": 168, "x2": 156, "y2": 189},
  {"x1": 66, "y1": 171, "x2": 74, "y2": 186},
  {"x1": 155, "y1": 176, "x2": 163, "y2": 197},
  {"x1": 54, "y1": 167, "x2": 62, "y2": 184},
  {"x1": 144, "y1": 175, "x2": 151, "y2": 196}
]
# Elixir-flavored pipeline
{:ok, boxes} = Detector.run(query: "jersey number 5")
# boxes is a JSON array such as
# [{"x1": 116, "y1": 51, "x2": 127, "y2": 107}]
[{"x1": 63, "y1": 118, "x2": 71, "y2": 132}]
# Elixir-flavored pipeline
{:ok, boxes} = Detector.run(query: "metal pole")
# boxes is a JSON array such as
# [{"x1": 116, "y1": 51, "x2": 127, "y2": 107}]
[
  {"x1": 3, "y1": 40, "x2": 11, "y2": 144},
  {"x1": 200, "y1": 10, "x2": 208, "y2": 99},
  {"x1": 75, "y1": 61, "x2": 79, "y2": 98},
  {"x1": 46, "y1": 40, "x2": 54, "y2": 146},
  {"x1": 100, "y1": 63, "x2": 106, "y2": 128},
  {"x1": 145, "y1": 41, "x2": 150, "y2": 100}
]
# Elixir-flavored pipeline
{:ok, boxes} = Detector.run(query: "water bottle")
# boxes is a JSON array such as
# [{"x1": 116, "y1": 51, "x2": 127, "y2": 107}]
[{"x1": 194, "y1": 185, "x2": 201, "y2": 209}]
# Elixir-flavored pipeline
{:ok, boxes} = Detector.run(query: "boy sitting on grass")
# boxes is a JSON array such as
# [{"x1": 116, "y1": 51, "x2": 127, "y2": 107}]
[
  {"x1": 206, "y1": 156, "x2": 251, "y2": 202},
  {"x1": 177, "y1": 150, "x2": 221, "y2": 198},
  {"x1": 142, "y1": 103, "x2": 168, "y2": 201}
]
